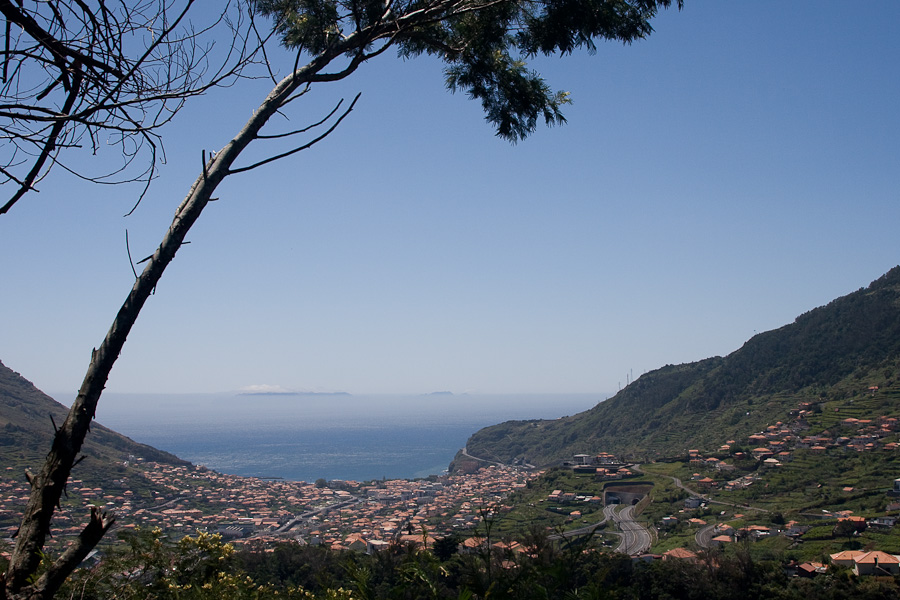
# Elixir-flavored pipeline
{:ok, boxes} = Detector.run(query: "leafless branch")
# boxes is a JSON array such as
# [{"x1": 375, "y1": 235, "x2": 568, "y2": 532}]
[
  {"x1": 125, "y1": 229, "x2": 138, "y2": 279},
  {"x1": 255, "y1": 96, "x2": 341, "y2": 139},
  {"x1": 0, "y1": 0, "x2": 265, "y2": 216},
  {"x1": 229, "y1": 94, "x2": 360, "y2": 173}
]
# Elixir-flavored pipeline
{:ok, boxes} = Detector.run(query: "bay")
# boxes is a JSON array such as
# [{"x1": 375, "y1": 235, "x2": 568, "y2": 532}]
[{"x1": 87, "y1": 393, "x2": 602, "y2": 482}]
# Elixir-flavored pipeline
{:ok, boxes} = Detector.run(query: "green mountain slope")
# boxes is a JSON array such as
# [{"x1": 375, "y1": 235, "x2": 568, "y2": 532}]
[
  {"x1": 0, "y1": 359, "x2": 189, "y2": 478},
  {"x1": 462, "y1": 266, "x2": 900, "y2": 466}
]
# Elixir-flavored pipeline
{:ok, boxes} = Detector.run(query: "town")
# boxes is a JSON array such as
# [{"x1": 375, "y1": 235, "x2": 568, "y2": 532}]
[
  {"x1": 3, "y1": 396, "x2": 900, "y2": 576},
  {"x1": 0, "y1": 459, "x2": 537, "y2": 555}
]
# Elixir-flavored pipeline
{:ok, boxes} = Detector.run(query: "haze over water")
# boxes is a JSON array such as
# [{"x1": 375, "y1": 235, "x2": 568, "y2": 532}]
[{"x1": 85, "y1": 393, "x2": 601, "y2": 482}]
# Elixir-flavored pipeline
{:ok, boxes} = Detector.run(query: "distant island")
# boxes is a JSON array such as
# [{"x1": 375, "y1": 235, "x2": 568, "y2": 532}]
[
  {"x1": 236, "y1": 391, "x2": 352, "y2": 397},
  {"x1": 427, "y1": 391, "x2": 454, "y2": 396}
]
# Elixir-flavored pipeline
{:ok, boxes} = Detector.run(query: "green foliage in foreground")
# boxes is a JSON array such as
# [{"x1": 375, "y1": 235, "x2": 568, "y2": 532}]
[{"x1": 27, "y1": 528, "x2": 900, "y2": 600}]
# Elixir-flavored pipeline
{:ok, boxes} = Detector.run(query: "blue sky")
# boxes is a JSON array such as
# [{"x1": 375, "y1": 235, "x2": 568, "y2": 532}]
[{"x1": 2, "y1": 1, "x2": 899, "y2": 397}]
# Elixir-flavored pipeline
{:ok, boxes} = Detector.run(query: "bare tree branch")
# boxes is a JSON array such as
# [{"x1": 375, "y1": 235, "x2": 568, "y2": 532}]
[
  {"x1": 0, "y1": 0, "x2": 264, "y2": 215},
  {"x1": 229, "y1": 94, "x2": 359, "y2": 173},
  {"x1": 0, "y1": 63, "x2": 82, "y2": 212}
]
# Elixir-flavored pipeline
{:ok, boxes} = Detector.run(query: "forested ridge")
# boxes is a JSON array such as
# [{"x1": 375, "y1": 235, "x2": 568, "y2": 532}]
[{"x1": 462, "y1": 267, "x2": 900, "y2": 466}]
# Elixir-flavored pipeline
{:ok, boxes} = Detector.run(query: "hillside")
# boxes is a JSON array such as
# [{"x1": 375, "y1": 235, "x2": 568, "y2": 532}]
[
  {"x1": 0, "y1": 359, "x2": 189, "y2": 479},
  {"x1": 461, "y1": 266, "x2": 900, "y2": 467}
]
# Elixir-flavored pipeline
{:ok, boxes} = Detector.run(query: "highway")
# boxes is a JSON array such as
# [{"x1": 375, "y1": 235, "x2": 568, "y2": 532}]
[
  {"x1": 548, "y1": 503, "x2": 651, "y2": 555},
  {"x1": 275, "y1": 498, "x2": 360, "y2": 533},
  {"x1": 608, "y1": 504, "x2": 652, "y2": 555}
]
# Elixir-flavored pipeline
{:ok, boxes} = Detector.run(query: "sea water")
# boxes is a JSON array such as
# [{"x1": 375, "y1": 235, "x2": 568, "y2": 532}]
[{"x1": 88, "y1": 393, "x2": 602, "y2": 482}]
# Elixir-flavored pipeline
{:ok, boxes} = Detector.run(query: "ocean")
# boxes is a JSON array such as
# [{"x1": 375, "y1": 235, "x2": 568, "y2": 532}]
[{"x1": 88, "y1": 393, "x2": 602, "y2": 482}]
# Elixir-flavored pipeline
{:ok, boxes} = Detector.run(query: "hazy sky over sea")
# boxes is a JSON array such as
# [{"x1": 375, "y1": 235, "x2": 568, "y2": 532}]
[
  {"x1": 88, "y1": 393, "x2": 602, "y2": 480},
  {"x1": 2, "y1": 1, "x2": 899, "y2": 397}
]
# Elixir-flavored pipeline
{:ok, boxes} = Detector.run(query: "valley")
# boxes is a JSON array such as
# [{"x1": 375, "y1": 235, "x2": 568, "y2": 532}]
[{"x1": 4, "y1": 267, "x2": 900, "y2": 595}]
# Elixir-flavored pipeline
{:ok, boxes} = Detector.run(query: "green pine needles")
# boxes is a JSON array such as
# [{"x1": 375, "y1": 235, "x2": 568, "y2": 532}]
[{"x1": 254, "y1": 0, "x2": 681, "y2": 141}]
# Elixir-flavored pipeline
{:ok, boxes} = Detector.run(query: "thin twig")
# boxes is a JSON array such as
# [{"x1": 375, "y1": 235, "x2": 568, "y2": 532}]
[
  {"x1": 229, "y1": 93, "x2": 361, "y2": 174},
  {"x1": 125, "y1": 230, "x2": 138, "y2": 280}
]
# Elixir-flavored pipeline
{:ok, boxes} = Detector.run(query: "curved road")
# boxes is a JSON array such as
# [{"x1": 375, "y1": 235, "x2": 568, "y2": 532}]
[
  {"x1": 458, "y1": 450, "x2": 652, "y2": 554},
  {"x1": 631, "y1": 465, "x2": 768, "y2": 549},
  {"x1": 671, "y1": 475, "x2": 769, "y2": 513},
  {"x1": 548, "y1": 503, "x2": 651, "y2": 556},
  {"x1": 549, "y1": 511, "x2": 609, "y2": 542},
  {"x1": 635, "y1": 464, "x2": 769, "y2": 514},
  {"x1": 459, "y1": 446, "x2": 505, "y2": 467},
  {"x1": 608, "y1": 504, "x2": 652, "y2": 555},
  {"x1": 695, "y1": 524, "x2": 716, "y2": 549}
]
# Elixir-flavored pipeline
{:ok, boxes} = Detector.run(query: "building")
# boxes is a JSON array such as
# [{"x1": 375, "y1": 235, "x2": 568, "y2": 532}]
[{"x1": 851, "y1": 551, "x2": 900, "y2": 576}]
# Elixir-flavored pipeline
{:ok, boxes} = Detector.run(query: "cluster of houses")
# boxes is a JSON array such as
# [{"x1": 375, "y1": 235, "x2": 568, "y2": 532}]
[
  {"x1": 680, "y1": 398, "x2": 900, "y2": 493},
  {"x1": 660, "y1": 515, "x2": 809, "y2": 542},
  {"x1": 552, "y1": 392, "x2": 900, "y2": 565},
  {"x1": 562, "y1": 397, "x2": 900, "y2": 498},
  {"x1": 654, "y1": 501, "x2": 900, "y2": 576},
  {"x1": 291, "y1": 468, "x2": 537, "y2": 552},
  {"x1": 567, "y1": 453, "x2": 634, "y2": 480},
  {"x1": 744, "y1": 411, "x2": 898, "y2": 459},
  {"x1": 1, "y1": 460, "x2": 539, "y2": 555},
  {"x1": 547, "y1": 490, "x2": 604, "y2": 505},
  {"x1": 6, "y1": 391, "x2": 899, "y2": 564}
]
